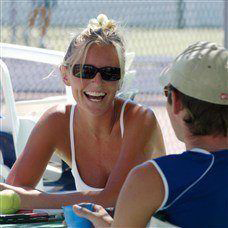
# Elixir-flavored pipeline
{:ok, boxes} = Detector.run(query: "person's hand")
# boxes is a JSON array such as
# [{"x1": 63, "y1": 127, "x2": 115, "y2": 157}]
[
  {"x1": 0, "y1": 182, "x2": 40, "y2": 209},
  {"x1": 0, "y1": 182, "x2": 27, "y2": 194},
  {"x1": 73, "y1": 203, "x2": 113, "y2": 228},
  {"x1": 0, "y1": 182, "x2": 27, "y2": 208}
]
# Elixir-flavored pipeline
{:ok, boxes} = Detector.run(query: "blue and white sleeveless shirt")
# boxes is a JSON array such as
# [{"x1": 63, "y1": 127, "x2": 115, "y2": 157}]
[{"x1": 150, "y1": 148, "x2": 228, "y2": 227}]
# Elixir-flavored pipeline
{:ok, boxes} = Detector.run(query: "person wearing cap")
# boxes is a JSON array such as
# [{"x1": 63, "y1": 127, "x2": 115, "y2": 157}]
[{"x1": 73, "y1": 41, "x2": 228, "y2": 227}]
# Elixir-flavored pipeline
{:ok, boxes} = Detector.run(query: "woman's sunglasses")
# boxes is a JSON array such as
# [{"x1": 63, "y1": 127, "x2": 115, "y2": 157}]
[{"x1": 72, "y1": 64, "x2": 121, "y2": 81}]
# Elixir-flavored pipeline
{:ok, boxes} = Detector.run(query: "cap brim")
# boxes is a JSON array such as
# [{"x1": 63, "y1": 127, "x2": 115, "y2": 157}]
[{"x1": 159, "y1": 65, "x2": 172, "y2": 87}]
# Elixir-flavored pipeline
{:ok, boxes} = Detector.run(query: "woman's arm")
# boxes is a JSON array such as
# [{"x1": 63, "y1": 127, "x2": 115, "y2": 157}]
[
  {"x1": 4, "y1": 104, "x2": 165, "y2": 209},
  {"x1": 6, "y1": 106, "x2": 61, "y2": 188},
  {"x1": 4, "y1": 105, "x2": 72, "y2": 209},
  {"x1": 98, "y1": 104, "x2": 165, "y2": 207}
]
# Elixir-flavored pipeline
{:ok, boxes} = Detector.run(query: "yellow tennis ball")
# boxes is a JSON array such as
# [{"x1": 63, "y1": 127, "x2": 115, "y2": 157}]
[{"x1": 0, "y1": 189, "x2": 21, "y2": 214}]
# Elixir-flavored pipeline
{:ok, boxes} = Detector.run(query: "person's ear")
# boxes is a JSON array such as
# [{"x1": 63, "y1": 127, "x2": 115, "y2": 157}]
[
  {"x1": 171, "y1": 90, "x2": 183, "y2": 115},
  {"x1": 60, "y1": 65, "x2": 71, "y2": 86}
]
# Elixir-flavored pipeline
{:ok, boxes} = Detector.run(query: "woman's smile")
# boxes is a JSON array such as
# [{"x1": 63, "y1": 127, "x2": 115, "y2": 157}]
[{"x1": 84, "y1": 91, "x2": 107, "y2": 102}]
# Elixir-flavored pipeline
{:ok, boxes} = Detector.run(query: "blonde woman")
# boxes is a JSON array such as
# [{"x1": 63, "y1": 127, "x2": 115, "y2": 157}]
[{"x1": 2, "y1": 14, "x2": 165, "y2": 209}]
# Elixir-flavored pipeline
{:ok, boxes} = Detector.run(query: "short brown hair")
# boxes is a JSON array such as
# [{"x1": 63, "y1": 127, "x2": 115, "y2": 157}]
[{"x1": 167, "y1": 84, "x2": 228, "y2": 137}]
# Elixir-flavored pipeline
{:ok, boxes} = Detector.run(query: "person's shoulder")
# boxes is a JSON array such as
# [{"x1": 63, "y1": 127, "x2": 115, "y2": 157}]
[
  {"x1": 38, "y1": 104, "x2": 72, "y2": 126},
  {"x1": 131, "y1": 160, "x2": 158, "y2": 176},
  {"x1": 125, "y1": 161, "x2": 159, "y2": 195},
  {"x1": 116, "y1": 98, "x2": 156, "y2": 126},
  {"x1": 24, "y1": 104, "x2": 72, "y2": 147},
  {"x1": 126, "y1": 160, "x2": 165, "y2": 204}
]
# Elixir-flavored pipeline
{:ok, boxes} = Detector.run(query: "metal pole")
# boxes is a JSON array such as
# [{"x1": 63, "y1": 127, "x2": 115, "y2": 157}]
[
  {"x1": 224, "y1": 0, "x2": 228, "y2": 48},
  {"x1": 177, "y1": 0, "x2": 185, "y2": 29},
  {"x1": 10, "y1": 1, "x2": 17, "y2": 43}
]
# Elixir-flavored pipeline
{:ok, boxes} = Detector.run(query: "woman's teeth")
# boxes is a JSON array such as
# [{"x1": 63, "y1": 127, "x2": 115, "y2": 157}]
[
  {"x1": 85, "y1": 91, "x2": 106, "y2": 96},
  {"x1": 84, "y1": 91, "x2": 106, "y2": 101}
]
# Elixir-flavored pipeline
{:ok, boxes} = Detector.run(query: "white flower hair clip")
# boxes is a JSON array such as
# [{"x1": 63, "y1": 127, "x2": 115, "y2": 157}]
[
  {"x1": 97, "y1": 14, "x2": 108, "y2": 26},
  {"x1": 88, "y1": 14, "x2": 114, "y2": 31}
]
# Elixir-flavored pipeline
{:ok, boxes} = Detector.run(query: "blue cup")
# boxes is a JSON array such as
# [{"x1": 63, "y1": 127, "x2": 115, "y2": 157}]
[{"x1": 62, "y1": 203, "x2": 94, "y2": 228}]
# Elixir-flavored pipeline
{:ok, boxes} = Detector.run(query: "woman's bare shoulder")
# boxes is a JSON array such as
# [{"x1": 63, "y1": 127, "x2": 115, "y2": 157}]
[
  {"x1": 39, "y1": 104, "x2": 72, "y2": 123},
  {"x1": 117, "y1": 99, "x2": 165, "y2": 157},
  {"x1": 116, "y1": 98, "x2": 156, "y2": 126},
  {"x1": 25, "y1": 104, "x2": 72, "y2": 152},
  {"x1": 33, "y1": 104, "x2": 72, "y2": 137}
]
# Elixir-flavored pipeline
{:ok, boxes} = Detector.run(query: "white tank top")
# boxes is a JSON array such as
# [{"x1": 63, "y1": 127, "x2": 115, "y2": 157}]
[{"x1": 70, "y1": 99, "x2": 130, "y2": 191}]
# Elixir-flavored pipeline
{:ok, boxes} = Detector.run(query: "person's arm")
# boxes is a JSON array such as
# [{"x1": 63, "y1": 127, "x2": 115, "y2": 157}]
[
  {"x1": 4, "y1": 105, "x2": 66, "y2": 208},
  {"x1": 112, "y1": 161, "x2": 164, "y2": 227},
  {"x1": 4, "y1": 104, "x2": 165, "y2": 209},
  {"x1": 4, "y1": 105, "x2": 102, "y2": 210},
  {"x1": 6, "y1": 108, "x2": 57, "y2": 188},
  {"x1": 73, "y1": 161, "x2": 165, "y2": 227},
  {"x1": 95, "y1": 104, "x2": 165, "y2": 207}
]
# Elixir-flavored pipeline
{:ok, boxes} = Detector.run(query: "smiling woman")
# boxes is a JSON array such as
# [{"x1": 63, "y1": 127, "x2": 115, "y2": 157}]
[
  {"x1": 4, "y1": 14, "x2": 166, "y2": 210},
  {"x1": 62, "y1": 43, "x2": 121, "y2": 116}
]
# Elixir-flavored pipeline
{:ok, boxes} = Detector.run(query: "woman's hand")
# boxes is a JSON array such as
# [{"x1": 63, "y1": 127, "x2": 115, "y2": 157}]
[
  {"x1": 0, "y1": 182, "x2": 27, "y2": 194},
  {"x1": 73, "y1": 204, "x2": 113, "y2": 228},
  {"x1": 0, "y1": 182, "x2": 41, "y2": 209}
]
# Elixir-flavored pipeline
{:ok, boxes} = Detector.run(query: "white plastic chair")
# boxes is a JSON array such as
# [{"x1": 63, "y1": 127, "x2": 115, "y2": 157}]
[
  {"x1": 0, "y1": 159, "x2": 10, "y2": 183},
  {"x1": 0, "y1": 58, "x2": 66, "y2": 191},
  {"x1": 1, "y1": 43, "x2": 66, "y2": 189},
  {"x1": 0, "y1": 59, "x2": 44, "y2": 190}
]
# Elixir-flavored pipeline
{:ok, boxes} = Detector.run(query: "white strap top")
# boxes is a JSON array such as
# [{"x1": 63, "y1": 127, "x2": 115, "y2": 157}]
[{"x1": 70, "y1": 99, "x2": 130, "y2": 191}]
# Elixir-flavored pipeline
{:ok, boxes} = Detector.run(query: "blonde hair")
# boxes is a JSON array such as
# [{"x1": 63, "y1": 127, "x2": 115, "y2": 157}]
[{"x1": 63, "y1": 14, "x2": 126, "y2": 86}]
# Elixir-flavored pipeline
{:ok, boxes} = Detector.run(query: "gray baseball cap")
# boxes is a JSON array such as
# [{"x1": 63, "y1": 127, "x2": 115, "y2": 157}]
[{"x1": 160, "y1": 41, "x2": 228, "y2": 105}]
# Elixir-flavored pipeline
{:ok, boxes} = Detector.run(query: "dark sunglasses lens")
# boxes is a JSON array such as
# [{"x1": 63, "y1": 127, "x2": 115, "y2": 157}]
[
  {"x1": 73, "y1": 64, "x2": 96, "y2": 79},
  {"x1": 72, "y1": 65, "x2": 97, "y2": 79},
  {"x1": 82, "y1": 65, "x2": 97, "y2": 79},
  {"x1": 72, "y1": 64, "x2": 80, "y2": 77},
  {"x1": 100, "y1": 67, "x2": 121, "y2": 81}
]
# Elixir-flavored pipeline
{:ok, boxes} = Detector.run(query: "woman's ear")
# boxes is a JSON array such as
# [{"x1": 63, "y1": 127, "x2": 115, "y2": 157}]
[
  {"x1": 171, "y1": 90, "x2": 183, "y2": 115},
  {"x1": 60, "y1": 65, "x2": 71, "y2": 86}
]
